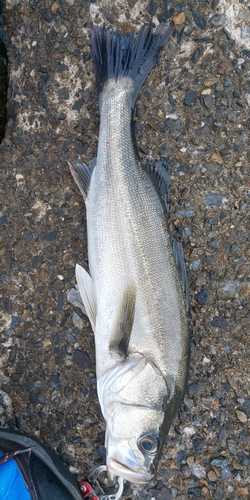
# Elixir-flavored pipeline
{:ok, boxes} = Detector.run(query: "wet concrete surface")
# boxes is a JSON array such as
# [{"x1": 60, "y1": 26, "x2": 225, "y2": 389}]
[{"x1": 0, "y1": 1, "x2": 250, "y2": 499}]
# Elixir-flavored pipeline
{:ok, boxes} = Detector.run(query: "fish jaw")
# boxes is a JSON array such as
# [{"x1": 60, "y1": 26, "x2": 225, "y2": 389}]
[
  {"x1": 108, "y1": 457, "x2": 154, "y2": 484},
  {"x1": 105, "y1": 430, "x2": 155, "y2": 483}
]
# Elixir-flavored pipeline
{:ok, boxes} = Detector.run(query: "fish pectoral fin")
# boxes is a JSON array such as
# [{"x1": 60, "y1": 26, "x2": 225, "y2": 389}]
[
  {"x1": 68, "y1": 158, "x2": 96, "y2": 201},
  {"x1": 75, "y1": 264, "x2": 97, "y2": 331},
  {"x1": 171, "y1": 235, "x2": 189, "y2": 311},
  {"x1": 143, "y1": 158, "x2": 171, "y2": 214},
  {"x1": 67, "y1": 285, "x2": 88, "y2": 317},
  {"x1": 109, "y1": 284, "x2": 136, "y2": 359}
]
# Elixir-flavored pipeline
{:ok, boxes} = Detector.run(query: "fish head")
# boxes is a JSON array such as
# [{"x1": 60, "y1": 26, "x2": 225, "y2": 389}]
[{"x1": 98, "y1": 355, "x2": 177, "y2": 483}]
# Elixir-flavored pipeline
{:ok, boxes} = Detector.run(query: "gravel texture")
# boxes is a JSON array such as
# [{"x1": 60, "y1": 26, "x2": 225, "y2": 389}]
[{"x1": 0, "y1": 1, "x2": 250, "y2": 499}]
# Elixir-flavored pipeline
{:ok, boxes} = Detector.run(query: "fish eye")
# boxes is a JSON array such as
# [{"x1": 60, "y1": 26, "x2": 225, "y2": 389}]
[{"x1": 138, "y1": 434, "x2": 159, "y2": 455}]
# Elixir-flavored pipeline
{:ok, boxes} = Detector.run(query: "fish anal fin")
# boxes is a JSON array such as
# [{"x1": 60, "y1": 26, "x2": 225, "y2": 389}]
[
  {"x1": 75, "y1": 263, "x2": 97, "y2": 331},
  {"x1": 143, "y1": 158, "x2": 170, "y2": 214},
  {"x1": 109, "y1": 284, "x2": 136, "y2": 359},
  {"x1": 171, "y1": 235, "x2": 189, "y2": 311},
  {"x1": 68, "y1": 158, "x2": 96, "y2": 201}
]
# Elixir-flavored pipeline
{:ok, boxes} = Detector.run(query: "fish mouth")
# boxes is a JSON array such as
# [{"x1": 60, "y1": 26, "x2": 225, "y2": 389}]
[{"x1": 108, "y1": 457, "x2": 154, "y2": 484}]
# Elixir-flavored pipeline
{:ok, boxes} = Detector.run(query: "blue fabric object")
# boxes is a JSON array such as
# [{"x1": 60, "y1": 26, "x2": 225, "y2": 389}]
[{"x1": 0, "y1": 452, "x2": 31, "y2": 500}]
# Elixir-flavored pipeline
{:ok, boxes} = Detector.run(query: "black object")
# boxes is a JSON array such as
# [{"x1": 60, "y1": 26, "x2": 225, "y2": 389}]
[{"x1": 0, "y1": 428, "x2": 83, "y2": 499}]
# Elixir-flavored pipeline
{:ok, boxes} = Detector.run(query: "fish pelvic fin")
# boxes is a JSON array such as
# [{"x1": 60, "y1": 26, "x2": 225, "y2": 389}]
[
  {"x1": 109, "y1": 283, "x2": 136, "y2": 359},
  {"x1": 91, "y1": 22, "x2": 172, "y2": 108},
  {"x1": 67, "y1": 284, "x2": 88, "y2": 317},
  {"x1": 68, "y1": 159, "x2": 96, "y2": 201},
  {"x1": 75, "y1": 263, "x2": 96, "y2": 331}
]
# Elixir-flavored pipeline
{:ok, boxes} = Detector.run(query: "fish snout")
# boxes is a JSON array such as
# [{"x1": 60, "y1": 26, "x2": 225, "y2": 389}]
[{"x1": 106, "y1": 444, "x2": 154, "y2": 483}]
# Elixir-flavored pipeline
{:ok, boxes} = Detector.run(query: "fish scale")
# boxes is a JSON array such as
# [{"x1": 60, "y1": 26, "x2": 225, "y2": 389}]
[{"x1": 88, "y1": 79, "x2": 187, "y2": 381}]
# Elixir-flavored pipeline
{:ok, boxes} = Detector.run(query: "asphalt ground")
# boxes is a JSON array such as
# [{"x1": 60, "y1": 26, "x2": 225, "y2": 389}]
[{"x1": 0, "y1": 1, "x2": 249, "y2": 499}]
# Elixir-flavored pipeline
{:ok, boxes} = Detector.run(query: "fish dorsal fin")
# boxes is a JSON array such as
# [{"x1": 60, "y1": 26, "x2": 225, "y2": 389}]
[
  {"x1": 171, "y1": 235, "x2": 189, "y2": 311},
  {"x1": 144, "y1": 159, "x2": 189, "y2": 310},
  {"x1": 109, "y1": 284, "x2": 136, "y2": 359},
  {"x1": 75, "y1": 263, "x2": 97, "y2": 331},
  {"x1": 68, "y1": 158, "x2": 96, "y2": 201},
  {"x1": 143, "y1": 158, "x2": 171, "y2": 214},
  {"x1": 67, "y1": 284, "x2": 88, "y2": 317}
]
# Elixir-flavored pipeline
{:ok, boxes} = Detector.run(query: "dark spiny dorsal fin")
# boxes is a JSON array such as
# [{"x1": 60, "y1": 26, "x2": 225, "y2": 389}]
[
  {"x1": 171, "y1": 235, "x2": 189, "y2": 311},
  {"x1": 143, "y1": 158, "x2": 171, "y2": 214},
  {"x1": 109, "y1": 284, "x2": 136, "y2": 359},
  {"x1": 69, "y1": 158, "x2": 96, "y2": 201}
]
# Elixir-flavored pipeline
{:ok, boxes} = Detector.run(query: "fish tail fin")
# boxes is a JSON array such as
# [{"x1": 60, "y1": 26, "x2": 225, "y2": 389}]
[{"x1": 91, "y1": 22, "x2": 172, "y2": 107}]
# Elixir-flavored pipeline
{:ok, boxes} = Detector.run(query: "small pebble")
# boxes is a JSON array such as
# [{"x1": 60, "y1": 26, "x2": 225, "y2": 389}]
[
  {"x1": 96, "y1": 444, "x2": 106, "y2": 459},
  {"x1": 192, "y1": 10, "x2": 207, "y2": 30},
  {"x1": 237, "y1": 488, "x2": 249, "y2": 497},
  {"x1": 58, "y1": 293, "x2": 64, "y2": 311},
  {"x1": 192, "y1": 436, "x2": 206, "y2": 452},
  {"x1": 23, "y1": 230, "x2": 33, "y2": 242},
  {"x1": 47, "y1": 373, "x2": 60, "y2": 388},
  {"x1": 73, "y1": 350, "x2": 92, "y2": 370},
  {"x1": 204, "y1": 193, "x2": 223, "y2": 207},
  {"x1": 0, "y1": 274, "x2": 9, "y2": 284},
  {"x1": 223, "y1": 28, "x2": 232, "y2": 40},
  {"x1": 210, "y1": 457, "x2": 229, "y2": 469},
  {"x1": 192, "y1": 463, "x2": 206, "y2": 479},
  {"x1": 182, "y1": 227, "x2": 192, "y2": 238},
  {"x1": 217, "y1": 58, "x2": 233, "y2": 75},
  {"x1": 238, "y1": 452, "x2": 250, "y2": 466},
  {"x1": 204, "y1": 95, "x2": 213, "y2": 109},
  {"x1": 11, "y1": 316, "x2": 21, "y2": 328},
  {"x1": 196, "y1": 125, "x2": 210, "y2": 137},
  {"x1": 227, "y1": 439, "x2": 237, "y2": 455},
  {"x1": 194, "y1": 287, "x2": 209, "y2": 305},
  {"x1": 173, "y1": 12, "x2": 185, "y2": 25},
  {"x1": 33, "y1": 380, "x2": 42, "y2": 388},
  {"x1": 192, "y1": 46, "x2": 205, "y2": 64},
  {"x1": 188, "y1": 486, "x2": 202, "y2": 497},
  {"x1": 208, "y1": 469, "x2": 217, "y2": 481},
  {"x1": 204, "y1": 163, "x2": 221, "y2": 173},
  {"x1": 146, "y1": 0, "x2": 158, "y2": 16},
  {"x1": 8, "y1": 345, "x2": 17, "y2": 363},
  {"x1": 218, "y1": 425, "x2": 226, "y2": 446},
  {"x1": 72, "y1": 99, "x2": 84, "y2": 111},
  {"x1": 235, "y1": 410, "x2": 247, "y2": 423},
  {"x1": 177, "y1": 450, "x2": 186, "y2": 465},
  {"x1": 190, "y1": 260, "x2": 200, "y2": 271},
  {"x1": 171, "y1": 488, "x2": 178, "y2": 498},
  {"x1": 241, "y1": 25, "x2": 250, "y2": 40},
  {"x1": 184, "y1": 90, "x2": 196, "y2": 106},
  {"x1": 211, "y1": 14, "x2": 227, "y2": 27},
  {"x1": 240, "y1": 399, "x2": 250, "y2": 417},
  {"x1": 65, "y1": 331, "x2": 77, "y2": 344},
  {"x1": 217, "y1": 280, "x2": 242, "y2": 299},
  {"x1": 221, "y1": 468, "x2": 232, "y2": 479},
  {"x1": 175, "y1": 210, "x2": 194, "y2": 217},
  {"x1": 211, "y1": 317, "x2": 229, "y2": 328}
]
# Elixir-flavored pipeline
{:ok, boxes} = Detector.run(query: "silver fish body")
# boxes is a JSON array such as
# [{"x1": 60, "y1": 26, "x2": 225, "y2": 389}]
[{"x1": 70, "y1": 24, "x2": 189, "y2": 483}]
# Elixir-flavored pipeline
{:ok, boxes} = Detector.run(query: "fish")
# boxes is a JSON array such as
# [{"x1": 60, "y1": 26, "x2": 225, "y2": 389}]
[{"x1": 68, "y1": 22, "x2": 190, "y2": 484}]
